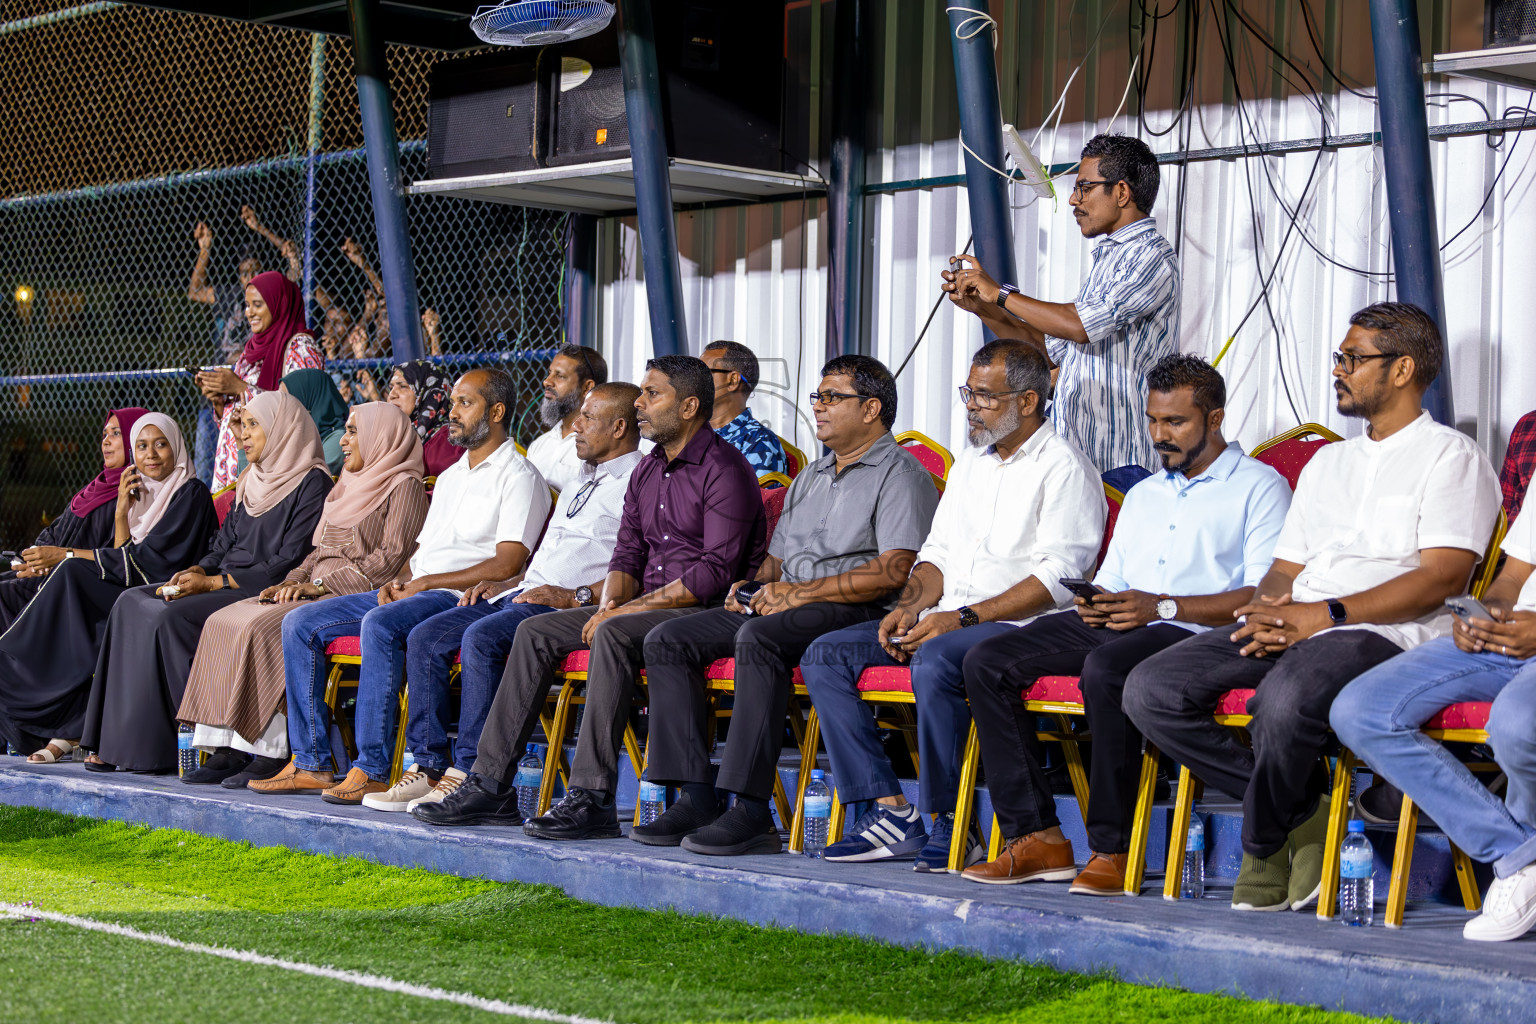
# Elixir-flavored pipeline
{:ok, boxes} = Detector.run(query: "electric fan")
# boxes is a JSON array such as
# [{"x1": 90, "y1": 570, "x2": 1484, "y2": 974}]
[{"x1": 471, "y1": 0, "x2": 616, "y2": 47}]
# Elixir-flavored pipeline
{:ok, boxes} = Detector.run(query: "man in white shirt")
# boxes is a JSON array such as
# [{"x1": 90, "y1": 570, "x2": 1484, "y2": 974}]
[
  {"x1": 960, "y1": 355, "x2": 1291, "y2": 892},
  {"x1": 253, "y1": 369, "x2": 551, "y2": 804},
  {"x1": 525, "y1": 344, "x2": 606, "y2": 493},
  {"x1": 798, "y1": 340, "x2": 1104, "y2": 869},
  {"x1": 336, "y1": 384, "x2": 645, "y2": 814},
  {"x1": 1125, "y1": 303, "x2": 1501, "y2": 913}
]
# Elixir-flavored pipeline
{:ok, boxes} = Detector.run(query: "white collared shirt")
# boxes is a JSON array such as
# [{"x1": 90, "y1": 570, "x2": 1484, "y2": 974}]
[
  {"x1": 916, "y1": 422, "x2": 1105, "y2": 625},
  {"x1": 409, "y1": 439, "x2": 551, "y2": 596},
  {"x1": 503, "y1": 449, "x2": 645, "y2": 597},
  {"x1": 1095, "y1": 442, "x2": 1292, "y2": 632},
  {"x1": 1276, "y1": 411, "x2": 1501, "y2": 650},
  {"x1": 525, "y1": 423, "x2": 585, "y2": 494},
  {"x1": 1500, "y1": 509, "x2": 1536, "y2": 613}
]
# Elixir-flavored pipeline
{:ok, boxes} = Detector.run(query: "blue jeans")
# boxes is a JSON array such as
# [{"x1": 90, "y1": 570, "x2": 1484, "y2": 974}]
[
  {"x1": 1331, "y1": 637, "x2": 1536, "y2": 878},
  {"x1": 405, "y1": 594, "x2": 555, "y2": 773},
  {"x1": 799, "y1": 618, "x2": 1015, "y2": 811}
]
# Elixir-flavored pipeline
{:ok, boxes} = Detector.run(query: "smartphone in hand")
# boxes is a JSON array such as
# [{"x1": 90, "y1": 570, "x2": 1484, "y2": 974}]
[
  {"x1": 734, "y1": 581, "x2": 764, "y2": 616},
  {"x1": 1445, "y1": 595, "x2": 1497, "y2": 623},
  {"x1": 1059, "y1": 577, "x2": 1106, "y2": 602}
]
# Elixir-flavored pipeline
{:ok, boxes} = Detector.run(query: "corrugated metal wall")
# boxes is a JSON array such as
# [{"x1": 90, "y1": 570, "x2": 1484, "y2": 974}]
[{"x1": 598, "y1": 0, "x2": 1529, "y2": 465}]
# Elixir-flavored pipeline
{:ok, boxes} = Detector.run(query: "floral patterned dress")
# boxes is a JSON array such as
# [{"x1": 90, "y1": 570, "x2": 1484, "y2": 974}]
[{"x1": 210, "y1": 332, "x2": 325, "y2": 489}]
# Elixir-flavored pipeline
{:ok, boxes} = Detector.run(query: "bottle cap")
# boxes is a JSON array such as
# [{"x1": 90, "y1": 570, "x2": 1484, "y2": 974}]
[
  {"x1": 810, "y1": 769, "x2": 824, "y2": 781},
  {"x1": 1348, "y1": 819, "x2": 1365, "y2": 832},
  {"x1": 526, "y1": 742, "x2": 536, "y2": 752}
]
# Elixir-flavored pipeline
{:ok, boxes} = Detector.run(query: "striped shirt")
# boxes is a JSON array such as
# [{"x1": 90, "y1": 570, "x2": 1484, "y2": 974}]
[{"x1": 1047, "y1": 217, "x2": 1180, "y2": 474}]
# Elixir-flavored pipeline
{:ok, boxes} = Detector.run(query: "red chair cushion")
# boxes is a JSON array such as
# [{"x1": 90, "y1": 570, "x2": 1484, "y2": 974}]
[
  {"x1": 560, "y1": 650, "x2": 590, "y2": 673},
  {"x1": 1024, "y1": 675, "x2": 1084, "y2": 704},
  {"x1": 1254, "y1": 437, "x2": 1332, "y2": 491},
  {"x1": 703, "y1": 658, "x2": 804, "y2": 686},
  {"x1": 1216, "y1": 688, "x2": 1256, "y2": 716},
  {"x1": 1425, "y1": 701, "x2": 1492, "y2": 731},
  {"x1": 325, "y1": 635, "x2": 362, "y2": 657},
  {"x1": 856, "y1": 666, "x2": 913, "y2": 692},
  {"x1": 1099, "y1": 492, "x2": 1122, "y2": 569},
  {"x1": 763, "y1": 487, "x2": 787, "y2": 546}
]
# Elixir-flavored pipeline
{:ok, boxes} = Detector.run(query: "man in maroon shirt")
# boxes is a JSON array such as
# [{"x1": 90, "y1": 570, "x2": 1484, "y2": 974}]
[{"x1": 416, "y1": 354, "x2": 766, "y2": 838}]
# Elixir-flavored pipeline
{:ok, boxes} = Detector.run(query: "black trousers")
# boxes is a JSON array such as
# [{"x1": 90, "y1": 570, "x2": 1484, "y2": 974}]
[
  {"x1": 643, "y1": 602, "x2": 885, "y2": 800},
  {"x1": 1123, "y1": 626, "x2": 1403, "y2": 857},
  {"x1": 962, "y1": 610, "x2": 1193, "y2": 849}
]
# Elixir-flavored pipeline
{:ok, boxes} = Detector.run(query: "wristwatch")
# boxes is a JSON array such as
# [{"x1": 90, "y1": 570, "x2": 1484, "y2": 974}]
[
  {"x1": 63, "y1": 549, "x2": 75, "y2": 559},
  {"x1": 1156, "y1": 596, "x2": 1179, "y2": 621},
  {"x1": 312, "y1": 578, "x2": 327, "y2": 594},
  {"x1": 574, "y1": 585, "x2": 595, "y2": 607},
  {"x1": 1326, "y1": 599, "x2": 1348, "y2": 626},
  {"x1": 995, "y1": 283, "x2": 1018, "y2": 309},
  {"x1": 957, "y1": 605, "x2": 980, "y2": 628}
]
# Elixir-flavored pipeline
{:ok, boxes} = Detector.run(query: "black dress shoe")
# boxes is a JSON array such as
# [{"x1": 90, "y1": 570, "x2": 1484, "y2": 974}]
[
  {"x1": 680, "y1": 800, "x2": 782, "y2": 856},
  {"x1": 220, "y1": 755, "x2": 288, "y2": 789},
  {"x1": 181, "y1": 748, "x2": 252, "y2": 785},
  {"x1": 630, "y1": 790, "x2": 720, "y2": 847},
  {"x1": 411, "y1": 773, "x2": 524, "y2": 826},
  {"x1": 523, "y1": 786, "x2": 621, "y2": 841}
]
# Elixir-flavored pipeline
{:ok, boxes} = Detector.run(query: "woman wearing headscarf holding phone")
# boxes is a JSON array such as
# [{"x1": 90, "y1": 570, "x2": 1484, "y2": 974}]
[
  {"x1": 177, "y1": 402, "x2": 428, "y2": 787},
  {"x1": 200, "y1": 271, "x2": 325, "y2": 490},
  {"x1": 0, "y1": 414, "x2": 216, "y2": 763},
  {"x1": 82, "y1": 391, "x2": 332, "y2": 773},
  {"x1": 386, "y1": 358, "x2": 457, "y2": 476},
  {"x1": 0, "y1": 407, "x2": 149, "y2": 630}
]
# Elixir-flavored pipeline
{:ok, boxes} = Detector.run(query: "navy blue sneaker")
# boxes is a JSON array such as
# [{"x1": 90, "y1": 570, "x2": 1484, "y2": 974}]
[
  {"x1": 823, "y1": 804, "x2": 927, "y2": 862},
  {"x1": 913, "y1": 812, "x2": 985, "y2": 873}
]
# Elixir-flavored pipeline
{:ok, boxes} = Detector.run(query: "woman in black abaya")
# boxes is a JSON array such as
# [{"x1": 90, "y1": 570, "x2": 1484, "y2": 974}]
[
  {"x1": 81, "y1": 390, "x2": 332, "y2": 772},
  {"x1": 0, "y1": 413, "x2": 215, "y2": 761}
]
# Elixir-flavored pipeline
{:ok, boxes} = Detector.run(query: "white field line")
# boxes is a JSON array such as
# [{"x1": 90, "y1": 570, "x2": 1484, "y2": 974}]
[{"x1": 0, "y1": 902, "x2": 616, "y2": 1024}]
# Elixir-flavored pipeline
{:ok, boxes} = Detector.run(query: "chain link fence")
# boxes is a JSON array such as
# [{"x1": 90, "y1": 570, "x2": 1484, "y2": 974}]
[{"x1": 0, "y1": 2, "x2": 569, "y2": 550}]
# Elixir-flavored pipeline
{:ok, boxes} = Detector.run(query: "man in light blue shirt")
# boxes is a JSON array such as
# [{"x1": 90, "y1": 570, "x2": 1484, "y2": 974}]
[{"x1": 958, "y1": 355, "x2": 1291, "y2": 893}]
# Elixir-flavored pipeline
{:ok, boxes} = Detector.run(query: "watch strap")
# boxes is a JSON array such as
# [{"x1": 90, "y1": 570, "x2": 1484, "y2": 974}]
[
  {"x1": 1327, "y1": 599, "x2": 1347, "y2": 625},
  {"x1": 995, "y1": 283, "x2": 1018, "y2": 309}
]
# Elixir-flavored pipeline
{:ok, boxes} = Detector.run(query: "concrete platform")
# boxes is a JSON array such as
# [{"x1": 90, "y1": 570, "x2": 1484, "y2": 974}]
[{"x1": 0, "y1": 761, "x2": 1531, "y2": 1024}]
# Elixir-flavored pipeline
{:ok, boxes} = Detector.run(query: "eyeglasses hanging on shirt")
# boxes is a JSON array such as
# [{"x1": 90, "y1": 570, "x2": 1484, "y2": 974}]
[{"x1": 565, "y1": 479, "x2": 599, "y2": 518}]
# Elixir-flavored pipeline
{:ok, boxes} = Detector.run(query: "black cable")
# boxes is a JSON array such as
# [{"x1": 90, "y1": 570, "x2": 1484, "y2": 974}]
[
  {"x1": 1297, "y1": 0, "x2": 1373, "y2": 101},
  {"x1": 893, "y1": 236, "x2": 972, "y2": 381}
]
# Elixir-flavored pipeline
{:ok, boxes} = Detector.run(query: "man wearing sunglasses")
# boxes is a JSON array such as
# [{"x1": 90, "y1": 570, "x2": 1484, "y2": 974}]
[{"x1": 941, "y1": 134, "x2": 1178, "y2": 475}]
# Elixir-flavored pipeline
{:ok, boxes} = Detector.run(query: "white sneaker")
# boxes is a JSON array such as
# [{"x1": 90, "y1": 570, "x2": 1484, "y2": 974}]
[
  {"x1": 406, "y1": 767, "x2": 467, "y2": 812},
  {"x1": 1464, "y1": 861, "x2": 1536, "y2": 942},
  {"x1": 361, "y1": 768, "x2": 437, "y2": 812}
]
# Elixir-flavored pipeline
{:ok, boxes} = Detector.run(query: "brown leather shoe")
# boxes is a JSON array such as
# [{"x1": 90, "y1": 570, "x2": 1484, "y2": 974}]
[
  {"x1": 321, "y1": 765, "x2": 388, "y2": 805},
  {"x1": 1069, "y1": 852, "x2": 1131, "y2": 896},
  {"x1": 247, "y1": 760, "x2": 334, "y2": 794},
  {"x1": 961, "y1": 833, "x2": 1077, "y2": 885}
]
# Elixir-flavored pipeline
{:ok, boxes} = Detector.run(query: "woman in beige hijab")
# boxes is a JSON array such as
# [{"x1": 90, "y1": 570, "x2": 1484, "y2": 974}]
[
  {"x1": 81, "y1": 390, "x2": 334, "y2": 773},
  {"x1": 177, "y1": 402, "x2": 429, "y2": 787}
]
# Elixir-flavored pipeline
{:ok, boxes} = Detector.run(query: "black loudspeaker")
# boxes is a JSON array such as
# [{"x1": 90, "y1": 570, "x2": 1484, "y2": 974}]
[
  {"x1": 1488, "y1": 0, "x2": 1536, "y2": 47},
  {"x1": 427, "y1": 53, "x2": 547, "y2": 179}
]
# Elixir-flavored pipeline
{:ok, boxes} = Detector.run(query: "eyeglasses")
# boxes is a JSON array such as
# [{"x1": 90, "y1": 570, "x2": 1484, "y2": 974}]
[
  {"x1": 565, "y1": 479, "x2": 598, "y2": 518},
  {"x1": 807, "y1": 390, "x2": 873, "y2": 407},
  {"x1": 1331, "y1": 350, "x2": 1402, "y2": 374},
  {"x1": 1070, "y1": 179, "x2": 1118, "y2": 199},
  {"x1": 958, "y1": 385, "x2": 1032, "y2": 409}
]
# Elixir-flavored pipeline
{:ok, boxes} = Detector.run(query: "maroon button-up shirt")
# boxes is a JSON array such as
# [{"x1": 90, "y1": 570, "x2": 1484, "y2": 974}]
[{"x1": 608, "y1": 425, "x2": 767, "y2": 602}]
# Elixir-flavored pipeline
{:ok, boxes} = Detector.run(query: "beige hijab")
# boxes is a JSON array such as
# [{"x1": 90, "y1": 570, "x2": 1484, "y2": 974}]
[
  {"x1": 125, "y1": 413, "x2": 193, "y2": 543},
  {"x1": 235, "y1": 390, "x2": 328, "y2": 517},
  {"x1": 315, "y1": 402, "x2": 424, "y2": 541}
]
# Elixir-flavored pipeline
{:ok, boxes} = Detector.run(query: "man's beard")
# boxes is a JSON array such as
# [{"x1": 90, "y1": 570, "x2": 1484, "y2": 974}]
[
  {"x1": 967, "y1": 403, "x2": 1021, "y2": 448},
  {"x1": 540, "y1": 391, "x2": 581, "y2": 429},
  {"x1": 1334, "y1": 381, "x2": 1381, "y2": 419},
  {"x1": 450, "y1": 415, "x2": 491, "y2": 448},
  {"x1": 1157, "y1": 433, "x2": 1207, "y2": 474}
]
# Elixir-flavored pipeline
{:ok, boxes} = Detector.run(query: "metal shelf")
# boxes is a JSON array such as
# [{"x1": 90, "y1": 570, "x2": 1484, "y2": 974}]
[
  {"x1": 408, "y1": 158, "x2": 826, "y2": 214},
  {"x1": 1427, "y1": 44, "x2": 1536, "y2": 88}
]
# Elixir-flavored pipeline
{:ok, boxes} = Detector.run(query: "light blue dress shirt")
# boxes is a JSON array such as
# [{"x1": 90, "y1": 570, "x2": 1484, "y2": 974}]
[{"x1": 1093, "y1": 441, "x2": 1292, "y2": 633}]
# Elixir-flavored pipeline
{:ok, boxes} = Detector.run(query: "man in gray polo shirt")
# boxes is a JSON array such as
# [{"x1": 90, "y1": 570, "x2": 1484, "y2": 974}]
[{"x1": 636, "y1": 354, "x2": 940, "y2": 856}]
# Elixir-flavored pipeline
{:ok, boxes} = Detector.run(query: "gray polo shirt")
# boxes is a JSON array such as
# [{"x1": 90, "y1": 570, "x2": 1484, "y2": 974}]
[{"x1": 769, "y1": 431, "x2": 940, "y2": 606}]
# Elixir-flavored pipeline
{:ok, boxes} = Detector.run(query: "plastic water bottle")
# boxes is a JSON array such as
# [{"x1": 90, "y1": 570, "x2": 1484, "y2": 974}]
[
  {"x1": 1339, "y1": 820, "x2": 1375, "y2": 926},
  {"x1": 176, "y1": 725, "x2": 198, "y2": 778},
  {"x1": 802, "y1": 770, "x2": 832, "y2": 858},
  {"x1": 638, "y1": 780, "x2": 667, "y2": 825},
  {"x1": 1180, "y1": 814, "x2": 1205, "y2": 899},
  {"x1": 401, "y1": 749, "x2": 417, "y2": 775},
  {"x1": 513, "y1": 744, "x2": 543, "y2": 824}
]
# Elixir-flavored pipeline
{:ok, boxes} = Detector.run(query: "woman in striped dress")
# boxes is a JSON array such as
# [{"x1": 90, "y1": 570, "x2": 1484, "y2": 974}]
[{"x1": 176, "y1": 402, "x2": 428, "y2": 787}]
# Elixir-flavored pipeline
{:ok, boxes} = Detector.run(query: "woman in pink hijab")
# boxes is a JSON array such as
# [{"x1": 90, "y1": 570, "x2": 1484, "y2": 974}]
[
  {"x1": 176, "y1": 402, "x2": 429, "y2": 787},
  {"x1": 198, "y1": 271, "x2": 325, "y2": 490}
]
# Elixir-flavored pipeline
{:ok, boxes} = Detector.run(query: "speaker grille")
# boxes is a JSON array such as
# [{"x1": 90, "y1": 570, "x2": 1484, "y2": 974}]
[
  {"x1": 1489, "y1": 0, "x2": 1536, "y2": 47},
  {"x1": 551, "y1": 64, "x2": 630, "y2": 164}
]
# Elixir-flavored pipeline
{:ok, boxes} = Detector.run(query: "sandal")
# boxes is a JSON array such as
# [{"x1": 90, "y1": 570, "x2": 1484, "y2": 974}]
[
  {"x1": 26, "y1": 739, "x2": 79, "y2": 764},
  {"x1": 82, "y1": 753, "x2": 116, "y2": 773}
]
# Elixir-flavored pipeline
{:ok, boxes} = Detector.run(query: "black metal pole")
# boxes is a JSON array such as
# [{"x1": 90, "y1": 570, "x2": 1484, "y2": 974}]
[
  {"x1": 347, "y1": 0, "x2": 424, "y2": 361},
  {"x1": 1368, "y1": 0, "x2": 1452, "y2": 424},
  {"x1": 826, "y1": 0, "x2": 869, "y2": 358},
  {"x1": 947, "y1": 0, "x2": 1017, "y2": 301},
  {"x1": 616, "y1": 0, "x2": 688, "y2": 358}
]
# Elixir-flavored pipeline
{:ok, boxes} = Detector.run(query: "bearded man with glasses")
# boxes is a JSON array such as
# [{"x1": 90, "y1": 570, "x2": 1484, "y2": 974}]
[{"x1": 941, "y1": 133, "x2": 1178, "y2": 474}]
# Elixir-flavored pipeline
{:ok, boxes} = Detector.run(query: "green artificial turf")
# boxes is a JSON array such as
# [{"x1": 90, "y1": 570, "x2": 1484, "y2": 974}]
[{"x1": 0, "y1": 807, "x2": 1392, "y2": 1024}]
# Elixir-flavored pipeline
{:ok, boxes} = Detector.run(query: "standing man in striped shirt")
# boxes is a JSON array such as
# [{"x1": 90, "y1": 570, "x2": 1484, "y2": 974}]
[{"x1": 943, "y1": 134, "x2": 1180, "y2": 474}]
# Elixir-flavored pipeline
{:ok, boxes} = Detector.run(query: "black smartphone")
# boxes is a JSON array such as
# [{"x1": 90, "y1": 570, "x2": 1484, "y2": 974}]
[
  {"x1": 734, "y1": 580, "x2": 765, "y2": 615},
  {"x1": 1059, "y1": 578, "x2": 1105, "y2": 601}
]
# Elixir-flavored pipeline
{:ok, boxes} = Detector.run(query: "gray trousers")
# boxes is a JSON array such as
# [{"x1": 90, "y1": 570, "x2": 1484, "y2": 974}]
[{"x1": 471, "y1": 605, "x2": 699, "y2": 792}]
